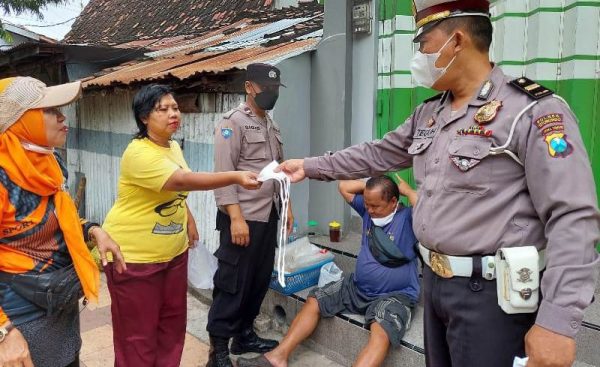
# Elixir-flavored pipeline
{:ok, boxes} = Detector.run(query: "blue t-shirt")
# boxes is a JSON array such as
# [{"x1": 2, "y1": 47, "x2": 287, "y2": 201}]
[{"x1": 351, "y1": 194, "x2": 420, "y2": 301}]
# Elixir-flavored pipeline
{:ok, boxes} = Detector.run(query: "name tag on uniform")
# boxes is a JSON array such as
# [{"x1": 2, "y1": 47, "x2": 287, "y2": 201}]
[{"x1": 414, "y1": 127, "x2": 438, "y2": 139}]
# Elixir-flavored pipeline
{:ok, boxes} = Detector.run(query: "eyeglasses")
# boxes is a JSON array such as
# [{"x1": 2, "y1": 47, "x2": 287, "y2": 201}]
[{"x1": 154, "y1": 193, "x2": 188, "y2": 217}]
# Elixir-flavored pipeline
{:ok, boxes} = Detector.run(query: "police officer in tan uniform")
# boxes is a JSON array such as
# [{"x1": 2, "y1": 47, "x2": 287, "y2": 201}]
[
  {"x1": 207, "y1": 63, "x2": 293, "y2": 367},
  {"x1": 278, "y1": 1, "x2": 600, "y2": 366}
]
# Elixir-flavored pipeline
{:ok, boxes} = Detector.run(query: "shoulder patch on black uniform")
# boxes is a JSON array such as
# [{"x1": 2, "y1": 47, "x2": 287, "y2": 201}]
[
  {"x1": 423, "y1": 93, "x2": 444, "y2": 103},
  {"x1": 509, "y1": 77, "x2": 554, "y2": 100}
]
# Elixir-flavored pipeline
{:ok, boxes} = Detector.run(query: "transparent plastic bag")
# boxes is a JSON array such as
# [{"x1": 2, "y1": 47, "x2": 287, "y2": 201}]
[
  {"x1": 274, "y1": 237, "x2": 334, "y2": 273},
  {"x1": 188, "y1": 241, "x2": 218, "y2": 290},
  {"x1": 318, "y1": 262, "x2": 343, "y2": 288}
]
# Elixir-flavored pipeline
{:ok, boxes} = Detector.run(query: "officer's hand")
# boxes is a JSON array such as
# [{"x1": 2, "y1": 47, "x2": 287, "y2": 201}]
[
  {"x1": 236, "y1": 171, "x2": 261, "y2": 190},
  {"x1": 231, "y1": 217, "x2": 250, "y2": 247},
  {"x1": 277, "y1": 159, "x2": 305, "y2": 183},
  {"x1": 525, "y1": 324, "x2": 575, "y2": 367},
  {"x1": 0, "y1": 327, "x2": 34, "y2": 367}
]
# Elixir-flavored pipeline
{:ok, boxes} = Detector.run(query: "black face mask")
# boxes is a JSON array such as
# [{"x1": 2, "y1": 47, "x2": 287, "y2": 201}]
[{"x1": 254, "y1": 90, "x2": 279, "y2": 110}]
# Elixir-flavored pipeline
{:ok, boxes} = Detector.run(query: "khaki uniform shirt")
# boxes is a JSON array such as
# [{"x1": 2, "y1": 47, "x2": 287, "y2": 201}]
[
  {"x1": 304, "y1": 66, "x2": 600, "y2": 338},
  {"x1": 214, "y1": 102, "x2": 284, "y2": 222}
]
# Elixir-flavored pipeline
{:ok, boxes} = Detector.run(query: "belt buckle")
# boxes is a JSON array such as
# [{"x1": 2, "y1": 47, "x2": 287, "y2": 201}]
[{"x1": 429, "y1": 251, "x2": 453, "y2": 278}]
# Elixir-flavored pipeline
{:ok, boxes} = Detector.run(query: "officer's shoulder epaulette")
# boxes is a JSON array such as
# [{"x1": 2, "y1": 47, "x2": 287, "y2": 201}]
[
  {"x1": 508, "y1": 77, "x2": 554, "y2": 100},
  {"x1": 223, "y1": 109, "x2": 240, "y2": 119},
  {"x1": 423, "y1": 93, "x2": 444, "y2": 104}
]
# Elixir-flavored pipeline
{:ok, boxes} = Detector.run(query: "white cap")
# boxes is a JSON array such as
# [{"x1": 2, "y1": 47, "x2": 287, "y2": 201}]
[{"x1": 0, "y1": 77, "x2": 82, "y2": 133}]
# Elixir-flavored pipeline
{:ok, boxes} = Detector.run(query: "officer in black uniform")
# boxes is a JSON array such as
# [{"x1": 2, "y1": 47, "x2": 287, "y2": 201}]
[{"x1": 207, "y1": 63, "x2": 293, "y2": 367}]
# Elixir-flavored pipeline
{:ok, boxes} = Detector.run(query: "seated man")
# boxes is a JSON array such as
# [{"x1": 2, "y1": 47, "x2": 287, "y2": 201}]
[{"x1": 239, "y1": 175, "x2": 420, "y2": 367}]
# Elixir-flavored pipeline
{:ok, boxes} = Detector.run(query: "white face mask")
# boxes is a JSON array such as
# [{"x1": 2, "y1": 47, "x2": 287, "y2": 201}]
[
  {"x1": 21, "y1": 141, "x2": 54, "y2": 155},
  {"x1": 371, "y1": 204, "x2": 397, "y2": 227},
  {"x1": 258, "y1": 160, "x2": 288, "y2": 182},
  {"x1": 410, "y1": 34, "x2": 457, "y2": 88}
]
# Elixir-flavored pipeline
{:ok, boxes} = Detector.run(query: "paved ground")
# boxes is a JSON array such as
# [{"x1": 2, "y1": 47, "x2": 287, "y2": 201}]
[
  {"x1": 79, "y1": 274, "x2": 209, "y2": 367},
  {"x1": 79, "y1": 274, "x2": 341, "y2": 367}
]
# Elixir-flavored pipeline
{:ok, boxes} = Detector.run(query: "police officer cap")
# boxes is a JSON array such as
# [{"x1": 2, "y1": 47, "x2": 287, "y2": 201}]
[
  {"x1": 412, "y1": 0, "x2": 491, "y2": 42},
  {"x1": 246, "y1": 63, "x2": 286, "y2": 87}
]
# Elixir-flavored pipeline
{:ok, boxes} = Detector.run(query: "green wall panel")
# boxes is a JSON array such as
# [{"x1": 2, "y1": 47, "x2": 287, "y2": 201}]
[{"x1": 379, "y1": 0, "x2": 413, "y2": 20}]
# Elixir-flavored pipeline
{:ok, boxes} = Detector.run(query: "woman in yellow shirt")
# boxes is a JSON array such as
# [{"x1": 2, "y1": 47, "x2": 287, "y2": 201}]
[{"x1": 103, "y1": 84, "x2": 259, "y2": 367}]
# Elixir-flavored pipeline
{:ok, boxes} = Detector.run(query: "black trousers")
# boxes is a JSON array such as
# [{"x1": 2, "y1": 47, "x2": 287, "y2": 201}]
[
  {"x1": 206, "y1": 208, "x2": 278, "y2": 338},
  {"x1": 66, "y1": 356, "x2": 79, "y2": 367},
  {"x1": 423, "y1": 266, "x2": 537, "y2": 367}
]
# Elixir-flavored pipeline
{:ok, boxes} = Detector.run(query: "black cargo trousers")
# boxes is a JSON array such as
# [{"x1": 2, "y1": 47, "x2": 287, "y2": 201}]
[{"x1": 207, "y1": 207, "x2": 278, "y2": 337}]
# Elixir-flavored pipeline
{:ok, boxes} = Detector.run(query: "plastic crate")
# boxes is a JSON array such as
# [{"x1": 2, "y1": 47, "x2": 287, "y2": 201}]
[{"x1": 269, "y1": 258, "x2": 333, "y2": 295}]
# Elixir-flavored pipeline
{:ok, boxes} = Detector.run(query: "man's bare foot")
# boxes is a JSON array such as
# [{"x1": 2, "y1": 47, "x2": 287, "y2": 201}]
[{"x1": 264, "y1": 350, "x2": 288, "y2": 367}]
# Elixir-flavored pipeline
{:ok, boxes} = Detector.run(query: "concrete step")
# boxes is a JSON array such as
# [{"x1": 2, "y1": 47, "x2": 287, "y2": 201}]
[
  {"x1": 260, "y1": 284, "x2": 600, "y2": 367},
  {"x1": 260, "y1": 286, "x2": 425, "y2": 367},
  {"x1": 185, "y1": 289, "x2": 344, "y2": 367},
  {"x1": 191, "y1": 282, "x2": 600, "y2": 367}
]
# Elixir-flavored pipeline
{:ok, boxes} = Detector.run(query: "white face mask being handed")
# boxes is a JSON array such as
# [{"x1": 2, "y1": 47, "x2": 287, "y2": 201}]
[
  {"x1": 258, "y1": 160, "x2": 291, "y2": 287},
  {"x1": 410, "y1": 34, "x2": 457, "y2": 88},
  {"x1": 371, "y1": 204, "x2": 398, "y2": 227}
]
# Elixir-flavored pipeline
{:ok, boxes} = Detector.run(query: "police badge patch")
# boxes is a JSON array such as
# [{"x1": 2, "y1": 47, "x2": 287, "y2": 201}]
[
  {"x1": 534, "y1": 114, "x2": 573, "y2": 158},
  {"x1": 221, "y1": 127, "x2": 233, "y2": 139},
  {"x1": 545, "y1": 133, "x2": 573, "y2": 158}
]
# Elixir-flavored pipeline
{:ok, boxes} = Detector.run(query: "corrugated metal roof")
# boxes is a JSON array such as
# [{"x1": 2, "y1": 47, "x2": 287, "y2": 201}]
[
  {"x1": 82, "y1": 38, "x2": 318, "y2": 88},
  {"x1": 82, "y1": 8, "x2": 323, "y2": 89},
  {"x1": 206, "y1": 18, "x2": 310, "y2": 51}
]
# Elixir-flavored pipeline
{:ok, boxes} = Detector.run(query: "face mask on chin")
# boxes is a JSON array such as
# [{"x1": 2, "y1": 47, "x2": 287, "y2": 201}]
[
  {"x1": 371, "y1": 204, "x2": 398, "y2": 227},
  {"x1": 409, "y1": 33, "x2": 457, "y2": 88}
]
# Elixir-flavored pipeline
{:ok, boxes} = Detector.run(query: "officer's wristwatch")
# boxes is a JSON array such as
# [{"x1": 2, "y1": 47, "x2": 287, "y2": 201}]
[{"x1": 0, "y1": 322, "x2": 14, "y2": 343}]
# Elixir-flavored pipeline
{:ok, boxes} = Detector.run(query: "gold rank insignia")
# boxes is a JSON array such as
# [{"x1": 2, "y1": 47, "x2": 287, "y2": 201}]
[
  {"x1": 427, "y1": 117, "x2": 436, "y2": 127},
  {"x1": 474, "y1": 100, "x2": 502, "y2": 124}
]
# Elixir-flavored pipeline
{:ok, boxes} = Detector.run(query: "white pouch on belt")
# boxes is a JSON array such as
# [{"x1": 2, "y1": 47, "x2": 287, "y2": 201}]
[{"x1": 495, "y1": 246, "x2": 539, "y2": 314}]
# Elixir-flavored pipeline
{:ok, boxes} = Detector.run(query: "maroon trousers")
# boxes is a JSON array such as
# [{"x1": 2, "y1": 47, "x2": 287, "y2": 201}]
[{"x1": 105, "y1": 251, "x2": 188, "y2": 367}]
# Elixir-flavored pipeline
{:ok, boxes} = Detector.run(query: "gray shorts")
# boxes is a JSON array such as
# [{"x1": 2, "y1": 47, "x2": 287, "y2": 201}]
[{"x1": 309, "y1": 274, "x2": 414, "y2": 347}]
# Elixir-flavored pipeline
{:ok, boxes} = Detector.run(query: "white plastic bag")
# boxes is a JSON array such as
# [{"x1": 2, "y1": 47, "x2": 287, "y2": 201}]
[
  {"x1": 318, "y1": 262, "x2": 343, "y2": 288},
  {"x1": 188, "y1": 241, "x2": 218, "y2": 290},
  {"x1": 512, "y1": 357, "x2": 528, "y2": 367}
]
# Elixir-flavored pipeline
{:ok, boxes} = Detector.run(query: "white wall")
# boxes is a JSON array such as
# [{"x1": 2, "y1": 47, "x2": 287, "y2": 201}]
[
  {"x1": 273, "y1": 53, "x2": 312, "y2": 233},
  {"x1": 351, "y1": 1, "x2": 378, "y2": 146}
]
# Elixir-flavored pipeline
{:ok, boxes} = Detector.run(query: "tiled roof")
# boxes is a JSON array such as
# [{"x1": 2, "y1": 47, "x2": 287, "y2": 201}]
[
  {"x1": 80, "y1": 2, "x2": 324, "y2": 90},
  {"x1": 63, "y1": 0, "x2": 274, "y2": 46}
]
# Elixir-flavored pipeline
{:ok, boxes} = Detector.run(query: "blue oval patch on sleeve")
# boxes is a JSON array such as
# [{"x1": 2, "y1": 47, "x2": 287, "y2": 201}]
[{"x1": 221, "y1": 128, "x2": 233, "y2": 139}]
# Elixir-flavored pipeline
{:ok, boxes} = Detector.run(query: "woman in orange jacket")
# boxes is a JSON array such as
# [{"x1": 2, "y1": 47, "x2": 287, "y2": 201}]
[{"x1": 0, "y1": 76, "x2": 126, "y2": 367}]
